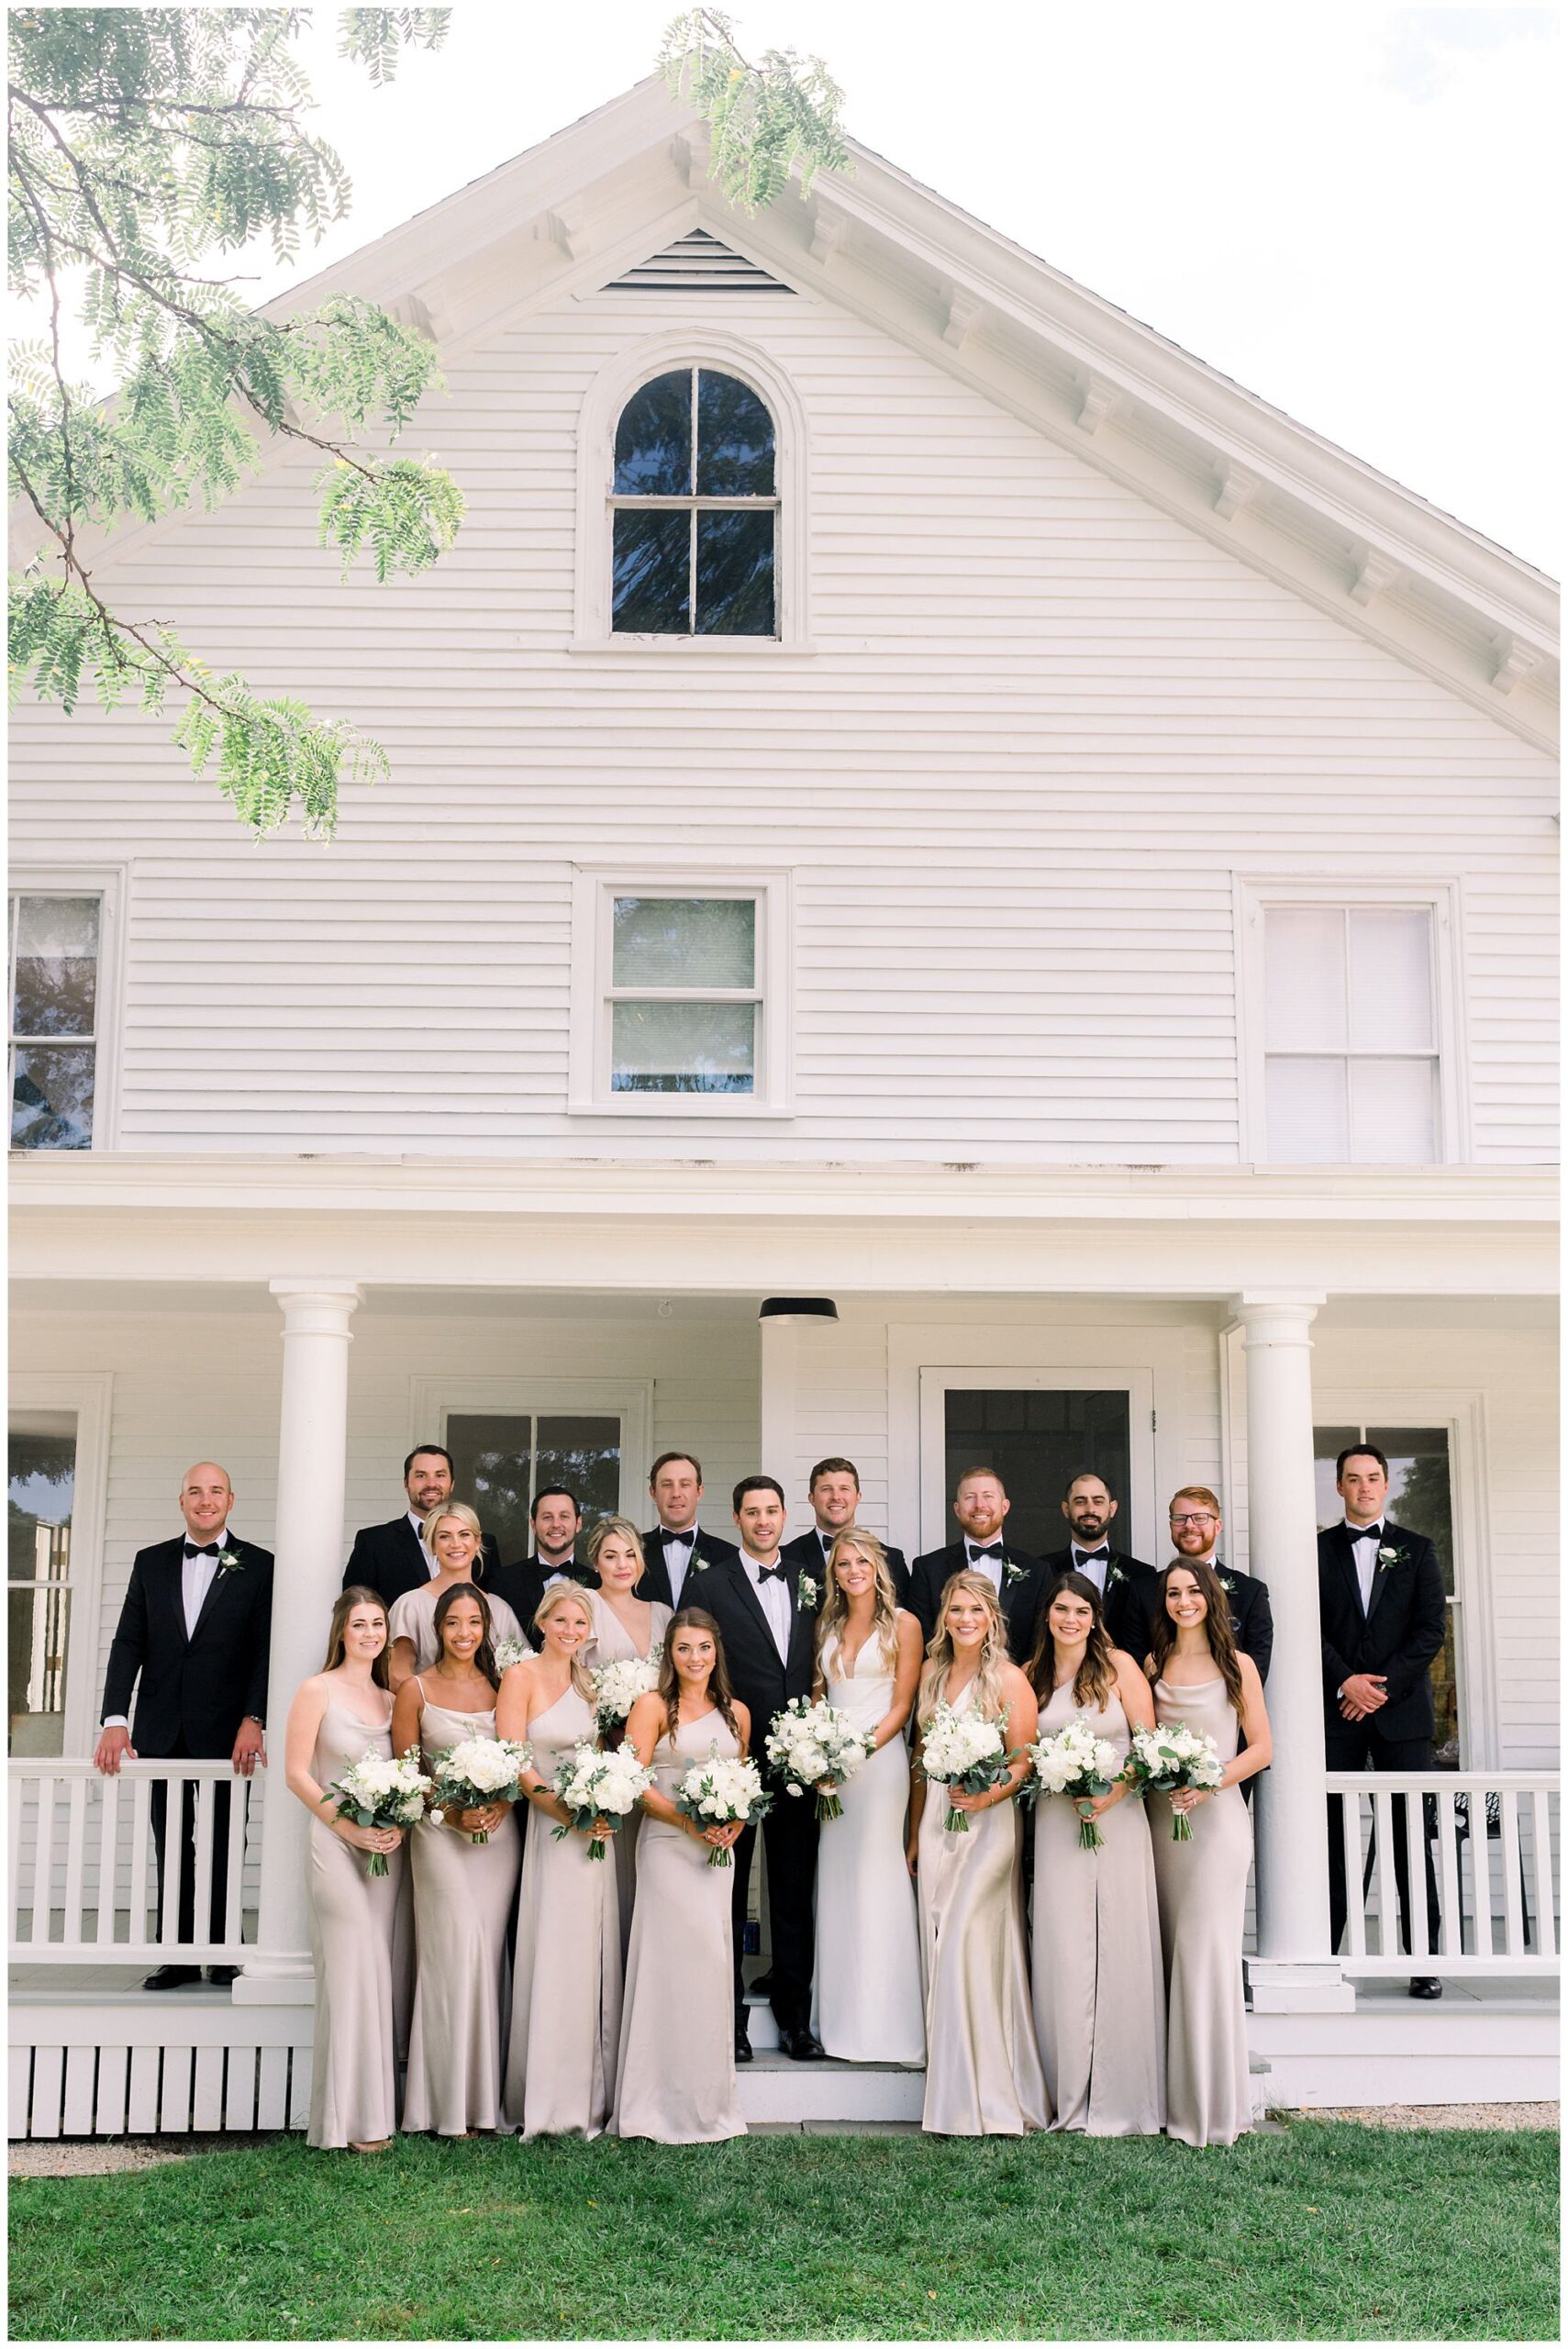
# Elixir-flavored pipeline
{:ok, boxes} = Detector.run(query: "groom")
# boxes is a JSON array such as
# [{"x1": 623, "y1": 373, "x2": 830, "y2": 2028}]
[{"x1": 698, "y1": 1475, "x2": 825, "y2": 2065}]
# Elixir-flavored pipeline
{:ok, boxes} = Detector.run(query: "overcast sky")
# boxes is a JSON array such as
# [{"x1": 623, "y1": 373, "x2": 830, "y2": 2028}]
[{"x1": 42, "y1": 2, "x2": 1568, "y2": 570}]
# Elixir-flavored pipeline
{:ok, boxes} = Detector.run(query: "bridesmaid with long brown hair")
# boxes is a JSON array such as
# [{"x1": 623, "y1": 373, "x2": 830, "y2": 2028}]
[
  {"x1": 1147, "y1": 1558, "x2": 1273, "y2": 2148},
  {"x1": 612, "y1": 1609, "x2": 751, "y2": 2144},
  {"x1": 284, "y1": 1586, "x2": 411, "y2": 2152},
  {"x1": 1027, "y1": 1570, "x2": 1163, "y2": 2136}
]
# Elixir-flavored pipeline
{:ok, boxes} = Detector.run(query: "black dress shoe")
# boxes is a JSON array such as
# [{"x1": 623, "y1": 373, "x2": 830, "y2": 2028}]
[
  {"x1": 749, "y1": 1971, "x2": 775, "y2": 1998},
  {"x1": 1408, "y1": 1976, "x2": 1443, "y2": 1999},
  {"x1": 777, "y1": 2024, "x2": 827, "y2": 2062},
  {"x1": 142, "y1": 1964, "x2": 201, "y2": 1990},
  {"x1": 206, "y1": 1964, "x2": 240, "y2": 1987},
  {"x1": 734, "y1": 2030, "x2": 753, "y2": 2064}
]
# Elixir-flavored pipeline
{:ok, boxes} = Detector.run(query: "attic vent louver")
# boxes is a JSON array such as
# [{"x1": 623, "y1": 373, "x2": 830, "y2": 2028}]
[{"x1": 605, "y1": 227, "x2": 795, "y2": 295}]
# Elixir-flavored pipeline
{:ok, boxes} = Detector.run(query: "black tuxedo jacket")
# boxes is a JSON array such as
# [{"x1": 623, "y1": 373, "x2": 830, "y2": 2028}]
[
  {"x1": 342, "y1": 1517, "x2": 500, "y2": 1611},
  {"x1": 485, "y1": 1553, "x2": 595, "y2": 1651},
  {"x1": 638, "y1": 1525, "x2": 741, "y2": 1612},
  {"x1": 102, "y1": 1534, "x2": 273, "y2": 1757},
  {"x1": 1318, "y1": 1519, "x2": 1444, "y2": 1742},
  {"x1": 1036, "y1": 1546, "x2": 1161, "y2": 1661},
  {"x1": 699, "y1": 1553, "x2": 818, "y2": 1737},
  {"x1": 908, "y1": 1541, "x2": 1048, "y2": 1666},
  {"x1": 780, "y1": 1529, "x2": 911, "y2": 1610}
]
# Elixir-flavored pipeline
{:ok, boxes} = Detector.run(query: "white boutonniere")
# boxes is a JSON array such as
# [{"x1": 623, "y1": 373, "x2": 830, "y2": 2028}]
[
  {"x1": 1003, "y1": 1558, "x2": 1026, "y2": 1587},
  {"x1": 691, "y1": 1553, "x2": 709, "y2": 1573},
  {"x1": 216, "y1": 1548, "x2": 244, "y2": 1574},
  {"x1": 1106, "y1": 1562, "x2": 1125, "y2": 1590},
  {"x1": 1375, "y1": 1545, "x2": 1406, "y2": 1573},
  {"x1": 1217, "y1": 1570, "x2": 1238, "y2": 1594},
  {"x1": 796, "y1": 1574, "x2": 819, "y2": 1611}
]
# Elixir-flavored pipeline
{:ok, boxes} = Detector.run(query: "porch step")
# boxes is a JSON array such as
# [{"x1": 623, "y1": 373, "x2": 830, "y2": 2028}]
[{"x1": 739, "y1": 2051, "x2": 926, "y2": 2126}]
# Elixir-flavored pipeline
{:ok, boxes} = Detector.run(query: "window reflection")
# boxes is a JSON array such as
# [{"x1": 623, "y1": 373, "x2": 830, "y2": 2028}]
[{"x1": 610, "y1": 367, "x2": 778, "y2": 637}]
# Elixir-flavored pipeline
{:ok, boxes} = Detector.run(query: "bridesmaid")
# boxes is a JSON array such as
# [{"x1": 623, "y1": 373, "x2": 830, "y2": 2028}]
[
  {"x1": 497, "y1": 1586, "x2": 622, "y2": 2139},
  {"x1": 392, "y1": 1583, "x2": 522, "y2": 2137},
  {"x1": 1147, "y1": 1557, "x2": 1273, "y2": 2148},
  {"x1": 1027, "y1": 1571, "x2": 1164, "y2": 2135},
  {"x1": 906, "y1": 1571, "x2": 1049, "y2": 2137},
  {"x1": 284, "y1": 1586, "x2": 409, "y2": 2152},
  {"x1": 810, "y1": 1529, "x2": 925, "y2": 2064},
  {"x1": 387, "y1": 1504, "x2": 525, "y2": 1687},
  {"x1": 582, "y1": 1516, "x2": 672, "y2": 1965},
  {"x1": 612, "y1": 1609, "x2": 751, "y2": 2144}
]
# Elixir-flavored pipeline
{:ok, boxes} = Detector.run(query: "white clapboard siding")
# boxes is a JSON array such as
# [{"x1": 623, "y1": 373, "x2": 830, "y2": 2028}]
[{"x1": 7, "y1": 273, "x2": 1556, "y2": 1165}]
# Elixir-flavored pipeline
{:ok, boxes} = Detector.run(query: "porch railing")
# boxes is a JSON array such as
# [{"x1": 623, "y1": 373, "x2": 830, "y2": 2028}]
[
  {"x1": 8, "y1": 1761, "x2": 256, "y2": 1967},
  {"x1": 1327, "y1": 1770, "x2": 1559, "y2": 1978}
]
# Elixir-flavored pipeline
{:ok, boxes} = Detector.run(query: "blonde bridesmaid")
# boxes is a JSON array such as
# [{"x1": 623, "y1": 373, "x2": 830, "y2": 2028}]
[
  {"x1": 583, "y1": 1518, "x2": 673, "y2": 1962},
  {"x1": 392, "y1": 1584, "x2": 521, "y2": 2137},
  {"x1": 498, "y1": 1586, "x2": 622, "y2": 2139},
  {"x1": 907, "y1": 1572, "x2": 1048, "y2": 2137},
  {"x1": 1028, "y1": 1571, "x2": 1164, "y2": 2135},
  {"x1": 1147, "y1": 1558, "x2": 1273, "y2": 2148},
  {"x1": 386, "y1": 1504, "x2": 524, "y2": 1687},
  {"x1": 284, "y1": 1587, "x2": 411, "y2": 2152},
  {"x1": 612, "y1": 1610, "x2": 750, "y2": 2144}
]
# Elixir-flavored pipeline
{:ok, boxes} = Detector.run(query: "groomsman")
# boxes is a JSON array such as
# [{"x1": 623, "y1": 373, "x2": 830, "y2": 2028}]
[
  {"x1": 342, "y1": 1444, "x2": 499, "y2": 1606},
  {"x1": 95, "y1": 1464, "x2": 272, "y2": 1989},
  {"x1": 489, "y1": 1486, "x2": 591, "y2": 1646},
  {"x1": 1153, "y1": 1486, "x2": 1274, "y2": 1681},
  {"x1": 910, "y1": 1467, "x2": 1047, "y2": 1665},
  {"x1": 1319, "y1": 1444, "x2": 1446, "y2": 1998},
  {"x1": 1037, "y1": 1468, "x2": 1157, "y2": 1657},
  {"x1": 699, "y1": 1477, "x2": 824, "y2": 2065},
  {"x1": 639, "y1": 1450, "x2": 740, "y2": 1609},
  {"x1": 780, "y1": 1455, "x2": 910, "y2": 1607}
]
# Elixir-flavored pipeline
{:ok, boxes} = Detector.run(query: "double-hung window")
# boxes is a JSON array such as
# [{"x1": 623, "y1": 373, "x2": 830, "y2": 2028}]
[
  {"x1": 1250, "y1": 896, "x2": 1455, "y2": 1163},
  {"x1": 8, "y1": 892, "x2": 104, "y2": 1150}
]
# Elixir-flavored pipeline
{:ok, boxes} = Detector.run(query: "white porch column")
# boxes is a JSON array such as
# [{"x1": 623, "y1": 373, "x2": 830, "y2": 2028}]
[
  {"x1": 234, "y1": 1280, "x2": 361, "y2": 2004},
  {"x1": 758, "y1": 1311, "x2": 801, "y2": 1501},
  {"x1": 1232, "y1": 1291, "x2": 1353, "y2": 2014}
]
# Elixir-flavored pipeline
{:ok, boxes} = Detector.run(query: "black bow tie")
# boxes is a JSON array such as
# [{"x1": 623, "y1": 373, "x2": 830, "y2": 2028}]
[
  {"x1": 662, "y1": 1531, "x2": 694, "y2": 1547},
  {"x1": 1348, "y1": 1524, "x2": 1384, "y2": 1543},
  {"x1": 1074, "y1": 1547, "x2": 1110, "y2": 1565},
  {"x1": 755, "y1": 1562, "x2": 788, "y2": 1584},
  {"x1": 968, "y1": 1543, "x2": 1004, "y2": 1562},
  {"x1": 183, "y1": 1542, "x2": 220, "y2": 1558}
]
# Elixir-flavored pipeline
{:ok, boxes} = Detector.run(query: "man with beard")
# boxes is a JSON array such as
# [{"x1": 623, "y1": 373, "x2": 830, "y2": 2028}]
[{"x1": 1036, "y1": 1469, "x2": 1157, "y2": 1659}]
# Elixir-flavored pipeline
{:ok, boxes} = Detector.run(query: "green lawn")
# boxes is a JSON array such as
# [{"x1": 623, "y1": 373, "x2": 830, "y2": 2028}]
[{"x1": 7, "y1": 2122, "x2": 1557, "y2": 2341}]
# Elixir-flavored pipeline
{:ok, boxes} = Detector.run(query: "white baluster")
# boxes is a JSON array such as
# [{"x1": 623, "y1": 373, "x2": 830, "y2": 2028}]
[
  {"x1": 1339, "y1": 1786, "x2": 1367, "y2": 1955},
  {"x1": 1405, "y1": 1785, "x2": 1432, "y2": 1965},
  {"x1": 159, "y1": 1768, "x2": 186, "y2": 1944},
  {"x1": 96, "y1": 1774, "x2": 120, "y2": 1946},
  {"x1": 1529, "y1": 1788, "x2": 1557, "y2": 1960},
  {"x1": 191, "y1": 1776, "x2": 217, "y2": 1957},
  {"x1": 128, "y1": 1775, "x2": 152, "y2": 1953},
  {"x1": 29, "y1": 1773, "x2": 56, "y2": 1948},
  {"x1": 7, "y1": 1771, "x2": 23, "y2": 1946},
  {"x1": 1371, "y1": 1787, "x2": 1399, "y2": 1962},
  {"x1": 1433, "y1": 1780, "x2": 1463, "y2": 1962},
  {"x1": 1498, "y1": 1784, "x2": 1525, "y2": 1960},
  {"x1": 224, "y1": 1779, "x2": 249, "y2": 1950},
  {"x1": 61, "y1": 1778, "x2": 87, "y2": 1953}
]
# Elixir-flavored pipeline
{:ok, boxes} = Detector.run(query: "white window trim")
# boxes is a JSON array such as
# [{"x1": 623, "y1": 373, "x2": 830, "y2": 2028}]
[
  {"x1": 8, "y1": 865, "x2": 127, "y2": 1152},
  {"x1": 568, "y1": 863, "x2": 795, "y2": 1119},
  {"x1": 409, "y1": 1375, "x2": 653, "y2": 1521},
  {"x1": 1234, "y1": 875, "x2": 1469, "y2": 1165},
  {"x1": 571, "y1": 328, "x2": 811, "y2": 651},
  {"x1": 1310, "y1": 1386, "x2": 1496, "y2": 1770},
  {"x1": 8, "y1": 1373, "x2": 114, "y2": 1757}
]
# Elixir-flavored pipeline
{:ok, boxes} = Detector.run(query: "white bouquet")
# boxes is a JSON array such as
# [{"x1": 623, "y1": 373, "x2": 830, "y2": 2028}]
[
  {"x1": 590, "y1": 1651, "x2": 662, "y2": 1739},
  {"x1": 764, "y1": 1695, "x2": 875, "y2": 1822},
  {"x1": 1029, "y1": 1715, "x2": 1125, "y2": 1852},
  {"x1": 428, "y1": 1736, "x2": 532, "y2": 1844},
  {"x1": 919, "y1": 1699, "x2": 1013, "y2": 1833},
  {"x1": 326, "y1": 1747, "x2": 431, "y2": 1877},
  {"x1": 493, "y1": 1636, "x2": 532, "y2": 1674},
  {"x1": 550, "y1": 1739, "x2": 656, "y2": 1861},
  {"x1": 673, "y1": 1745, "x2": 773, "y2": 1868},
  {"x1": 1125, "y1": 1720, "x2": 1225, "y2": 1842}
]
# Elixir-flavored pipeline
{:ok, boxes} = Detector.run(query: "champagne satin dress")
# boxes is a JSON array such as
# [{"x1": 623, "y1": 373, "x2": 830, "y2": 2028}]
[
  {"x1": 1030, "y1": 1677, "x2": 1164, "y2": 2134},
  {"x1": 401, "y1": 1686, "x2": 522, "y2": 2136},
  {"x1": 917, "y1": 1681, "x2": 1049, "y2": 2136},
  {"x1": 810, "y1": 1623, "x2": 925, "y2": 2064},
  {"x1": 612, "y1": 1708, "x2": 745, "y2": 2144},
  {"x1": 1151, "y1": 1674, "x2": 1254, "y2": 2147},
  {"x1": 584, "y1": 1587, "x2": 673, "y2": 1965},
  {"x1": 502, "y1": 1681, "x2": 622, "y2": 2139},
  {"x1": 305, "y1": 1691, "x2": 411, "y2": 2148}
]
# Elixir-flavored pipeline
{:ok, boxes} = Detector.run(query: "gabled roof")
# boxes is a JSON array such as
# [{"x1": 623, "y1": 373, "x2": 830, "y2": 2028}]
[{"x1": 74, "y1": 77, "x2": 1568, "y2": 747}]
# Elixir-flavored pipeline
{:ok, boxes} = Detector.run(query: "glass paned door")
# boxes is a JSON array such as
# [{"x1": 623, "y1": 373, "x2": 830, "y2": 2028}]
[
  {"x1": 8, "y1": 1420, "x2": 77, "y2": 1755},
  {"x1": 445, "y1": 1413, "x2": 621, "y2": 1567},
  {"x1": 1314, "y1": 1422, "x2": 1460, "y2": 1757},
  {"x1": 940, "y1": 1388, "x2": 1133, "y2": 1560}
]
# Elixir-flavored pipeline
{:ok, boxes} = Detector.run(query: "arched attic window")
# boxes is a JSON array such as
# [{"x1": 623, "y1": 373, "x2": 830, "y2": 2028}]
[{"x1": 610, "y1": 368, "x2": 778, "y2": 637}]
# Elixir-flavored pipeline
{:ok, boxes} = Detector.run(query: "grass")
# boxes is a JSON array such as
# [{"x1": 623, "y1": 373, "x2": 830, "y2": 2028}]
[{"x1": 7, "y1": 2122, "x2": 1558, "y2": 2341}]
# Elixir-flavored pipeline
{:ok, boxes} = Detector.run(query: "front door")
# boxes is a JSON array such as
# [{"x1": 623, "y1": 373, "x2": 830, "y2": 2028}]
[{"x1": 919, "y1": 1368, "x2": 1155, "y2": 1560}]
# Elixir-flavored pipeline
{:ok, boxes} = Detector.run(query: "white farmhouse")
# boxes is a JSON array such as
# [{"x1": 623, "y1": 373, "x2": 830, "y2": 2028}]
[{"x1": 8, "y1": 79, "x2": 1558, "y2": 2135}]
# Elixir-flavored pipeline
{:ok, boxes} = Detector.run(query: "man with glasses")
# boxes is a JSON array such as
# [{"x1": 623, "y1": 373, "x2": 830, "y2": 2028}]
[{"x1": 1136, "y1": 1486, "x2": 1273, "y2": 1679}]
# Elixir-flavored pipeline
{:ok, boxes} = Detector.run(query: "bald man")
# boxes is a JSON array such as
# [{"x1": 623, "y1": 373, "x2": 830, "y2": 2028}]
[{"x1": 96, "y1": 1464, "x2": 273, "y2": 1989}]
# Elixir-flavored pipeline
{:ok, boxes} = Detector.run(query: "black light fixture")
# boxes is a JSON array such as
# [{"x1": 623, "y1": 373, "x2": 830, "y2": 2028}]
[{"x1": 758, "y1": 1297, "x2": 840, "y2": 1324}]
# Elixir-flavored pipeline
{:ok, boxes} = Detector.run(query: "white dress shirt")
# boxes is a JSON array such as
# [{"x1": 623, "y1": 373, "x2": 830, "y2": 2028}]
[
  {"x1": 659, "y1": 1527, "x2": 696, "y2": 1607},
  {"x1": 963, "y1": 1538, "x2": 1006, "y2": 1596},
  {"x1": 741, "y1": 1551, "x2": 793, "y2": 1661},
  {"x1": 1071, "y1": 1545, "x2": 1111, "y2": 1597},
  {"x1": 406, "y1": 1508, "x2": 439, "y2": 1578},
  {"x1": 1346, "y1": 1520, "x2": 1385, "y2": 1613}
]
